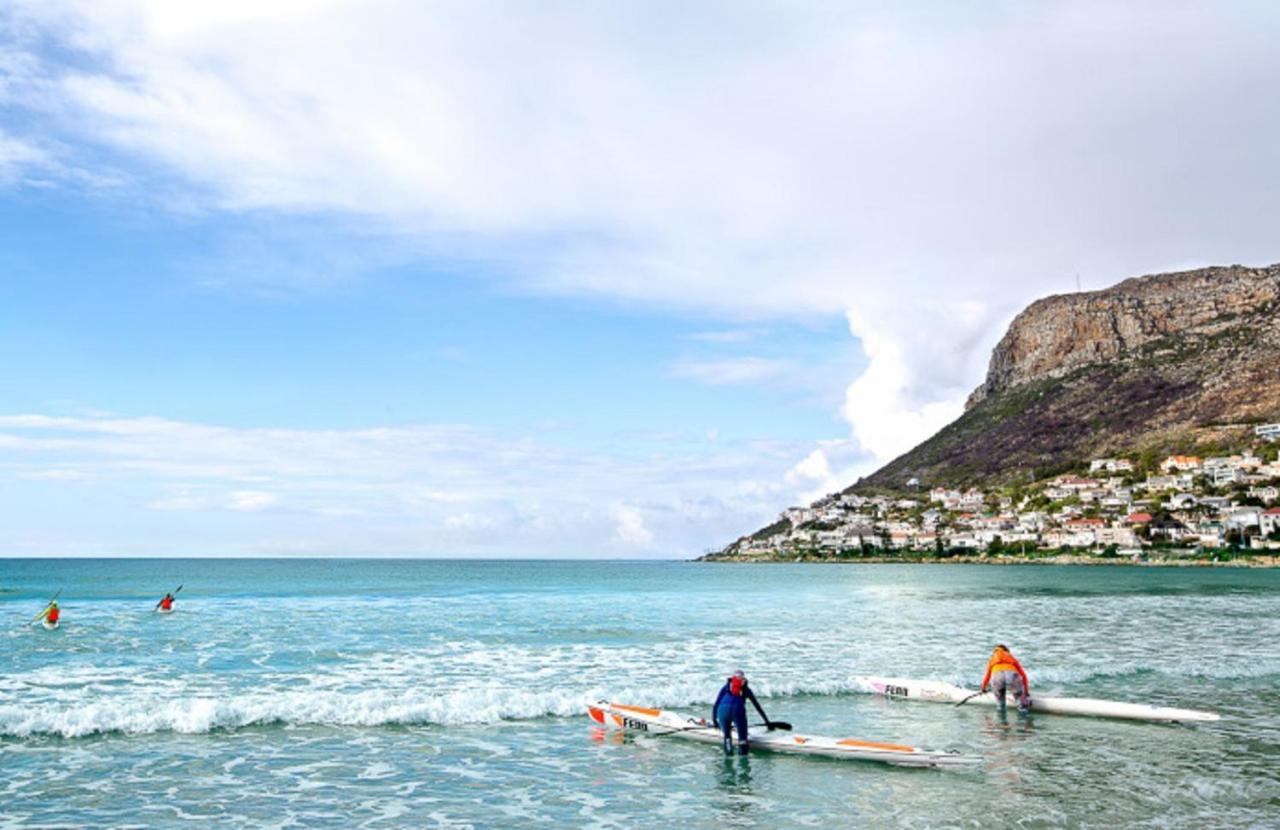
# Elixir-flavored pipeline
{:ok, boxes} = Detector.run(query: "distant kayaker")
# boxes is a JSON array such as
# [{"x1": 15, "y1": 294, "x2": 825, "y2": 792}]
[
  {"x1": 156, "y1": 593, "x2": 175, "y2": 612},
  {"x1": 980, "y1": 644, "x2": 1031, "y2": 713},
  {"x1": 712, "y1": 670, "x2": 772, "y2": 753},
  {"x1": 40, "y1": 601, "x2": 60, "y2": 626}
]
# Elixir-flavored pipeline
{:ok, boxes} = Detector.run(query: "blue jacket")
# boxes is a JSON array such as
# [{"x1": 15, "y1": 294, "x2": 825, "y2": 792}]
[{"x1": 713, "y1": 680, "x2": 768, "y2": 725}]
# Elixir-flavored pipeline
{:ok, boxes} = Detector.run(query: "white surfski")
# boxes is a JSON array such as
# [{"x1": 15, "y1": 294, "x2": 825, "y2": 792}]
[
  {"x1": 588, "y1": 700, "x2": 980, "y2": 768},
  {"x1": 855, "y1": 676, "x2": 1220, "y2": 723}
]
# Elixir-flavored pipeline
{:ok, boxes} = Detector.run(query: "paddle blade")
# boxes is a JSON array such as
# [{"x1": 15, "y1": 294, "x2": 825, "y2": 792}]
[{"x1": 767, "y1": 721, "x2": 792, "y2": 731}]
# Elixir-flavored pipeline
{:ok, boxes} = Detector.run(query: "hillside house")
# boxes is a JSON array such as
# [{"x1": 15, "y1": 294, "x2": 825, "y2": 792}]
[
  {"x1": 1142, "y1": 473, "x2": 1194, "y2": 492},
  {"x1": 1248, "y1": 486, "x2": 1279, "y2": 504},
  {"x1": 1057, "y1": 475, "x2": 1102, "y2": 490},
  {"x1": 1148, "y1": 516, "x2": 1192, "y2": 541},
  {"x1": 783, "y1": 507, "x2": 815, "y2": 525},
  {"x1": 1017, "y1": 512, "x2": 1047, "y2": 531},
  {"x1": 1196, "y1": 521, "x2": 1226, "y2": 547},
  {"x1": 1161, "y1": 455, "x2": 1203, "y2": 473},
  {"x1": 929, "y1": 488, "x2": 962, "y2": 509},
  {"x1": 1090, "y1": 458, "x2": 1134, "y2": 473},
  {"x1": 1255, "y1": 423, "x2": 1280, "y2": 442},
  {"x1": 1043, "y1": 528, "x2": 1097, "y2": 548},
  {"x1": 1225, "y1": 507, "x2": 1263, "y2": 531},
  {"x1": 1261, "y1": 507, "x2": 1280, "y2": 536},
  {"x1": 1100, "y1": 494, "x2": 1131, "y2": 512},
  {"x1": 1211, "y1": 466, "x2": 1243, "y2": 486},
  {"x1": 1096, "y1": 526, "x2": 1140, "y2": 547}
]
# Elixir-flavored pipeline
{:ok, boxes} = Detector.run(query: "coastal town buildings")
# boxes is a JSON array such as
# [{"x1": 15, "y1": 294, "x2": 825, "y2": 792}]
[{"x1": 727, "y1": 447, "x2": 1280, "y2": 559}]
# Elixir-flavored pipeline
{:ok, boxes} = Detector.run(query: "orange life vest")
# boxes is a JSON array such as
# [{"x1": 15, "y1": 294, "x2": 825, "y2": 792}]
[{"x1": 981, "y1": 647, "x2": 1029, "y2": 691}]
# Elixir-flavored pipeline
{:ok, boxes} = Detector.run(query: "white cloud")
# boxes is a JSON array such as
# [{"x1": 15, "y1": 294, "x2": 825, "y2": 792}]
[
  {"x1": 783, "y1": 440, "x2": 868, "y2": 504},
  {"x1": 685, "y1": 329, "x2": 771, "y2": 344},
  {"x1": 612, "y1": 505, "x2": 653, "y2": 548},
  {"x1": 669, "y1": 356, "x2": 793, "y2": 387},
  {"x1": 0, "y1": 129, "x2": 47, "y2": 174},
  {"x1": 147, "y1": 491, "x2": 206, "y2": 511},
  {"x1": 787, "y1": 449, "x2": 831, "y2": 484},
  {"x1": 0, "y1": 412, "x2": 831, "y2": 556},
  {"x1": 6, "y1": 1, "x2": 1280, "y2": 476},
  {"x1": 226, "y1": 490, "x2": 278, "y2": 511},
  {"x1": 16, "y1": 468, "x2": 89, "y2": 481}
]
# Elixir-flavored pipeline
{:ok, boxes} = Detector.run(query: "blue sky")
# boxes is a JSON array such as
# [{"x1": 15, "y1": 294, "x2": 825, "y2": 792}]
[
  {"x1": 0, "y1": 172, "x2": 866, "y2": 556},
  {"x1": 1, "y1": 2, "x2": 1278, "y2": 556},
  {"x1": 1, "y1": 193, "x2": 857, "y2": 438}
]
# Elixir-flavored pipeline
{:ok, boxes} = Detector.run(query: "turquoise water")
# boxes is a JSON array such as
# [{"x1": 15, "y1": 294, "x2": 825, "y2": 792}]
[{"x1": 2, "y1": 560, "x2": 1277, "y2": 828}]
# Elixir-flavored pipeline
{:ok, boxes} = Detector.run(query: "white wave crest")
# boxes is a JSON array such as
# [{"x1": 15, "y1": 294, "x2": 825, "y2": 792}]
[{"x1": 0, "y1": 673, "x2": 895, "y2": 739}]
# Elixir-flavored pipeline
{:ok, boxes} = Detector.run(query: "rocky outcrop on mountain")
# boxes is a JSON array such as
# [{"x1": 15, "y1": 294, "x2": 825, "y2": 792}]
[
  {"x1": 856, "y1": 263, "x2": 1280, "y2": 490},
  {"x1": 967, "y1": 264, "x2": 1280, "y2": 408}
]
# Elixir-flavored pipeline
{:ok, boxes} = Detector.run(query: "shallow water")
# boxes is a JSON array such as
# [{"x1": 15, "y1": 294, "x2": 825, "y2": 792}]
[{"x1": 2, "y1": 560, "x2": 1277, "y2": 828}]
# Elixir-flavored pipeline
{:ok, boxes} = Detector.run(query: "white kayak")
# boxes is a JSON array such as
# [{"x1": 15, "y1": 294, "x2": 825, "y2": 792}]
[
  {"x1": 587, "y1": 701, "x2": 980, "y2": 768},
  {"x1": 156, "y1": 607, "x2": 174, "y2": 615},
  {"x1": 41, "y1": 619, "x2": 59, "y2": 630},
  {"x1": 855, "y1": 676, "x2": 1220, "y2": 723}
]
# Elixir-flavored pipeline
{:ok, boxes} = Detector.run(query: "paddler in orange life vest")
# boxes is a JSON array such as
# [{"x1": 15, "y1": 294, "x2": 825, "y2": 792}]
[
  {"x1": 980, "y1": 643, "x2": 1031, "y2": 713},
  {"x1": 713, "y1": 670, "x2": 772, "y2": 754},
  {"x1": 157, "y1": 593, "x2": 175, "y2": 612}
]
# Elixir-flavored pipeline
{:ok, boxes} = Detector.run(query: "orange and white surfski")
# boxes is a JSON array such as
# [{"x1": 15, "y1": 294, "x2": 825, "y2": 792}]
[{"x1": 587, "y1": 700, "x2": 979, "y2": 768}]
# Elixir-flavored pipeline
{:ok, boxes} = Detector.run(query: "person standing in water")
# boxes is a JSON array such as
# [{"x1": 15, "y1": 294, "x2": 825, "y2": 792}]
[
  {"x1": 712, "y1": 670, "x2": 771, "y2": 753},
  {"x1": 980, "y1": 644, "x2": 1031, "y2": 713}
]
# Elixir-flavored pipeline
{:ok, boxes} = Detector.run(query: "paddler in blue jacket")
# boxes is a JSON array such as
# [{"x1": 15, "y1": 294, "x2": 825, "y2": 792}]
[{"x1": 713, "y1": 670, "x2": 772, "y2": 753}]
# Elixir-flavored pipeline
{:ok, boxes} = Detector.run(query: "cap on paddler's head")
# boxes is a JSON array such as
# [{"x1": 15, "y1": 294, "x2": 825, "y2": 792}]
[
  {"x1": 994, "y1": 643, "x2": 1008, "y2": 651},
  {"x1": 732, "y1": 669, "x2": 746, "y2": 679}
]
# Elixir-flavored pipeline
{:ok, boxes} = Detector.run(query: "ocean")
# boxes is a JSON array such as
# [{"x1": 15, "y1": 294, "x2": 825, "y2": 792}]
[{"x1": 2, "y1": 559, "x2": 1277, "y2": 828}]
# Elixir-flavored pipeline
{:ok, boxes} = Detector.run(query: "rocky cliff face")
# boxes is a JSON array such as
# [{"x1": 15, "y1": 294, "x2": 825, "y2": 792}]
[
  {"x1": 967, "y1": 264, "x2": 1280, "y2": 408},
  {"x1": 854, "y1": 262, "x2": 1280, "y2": 490}
]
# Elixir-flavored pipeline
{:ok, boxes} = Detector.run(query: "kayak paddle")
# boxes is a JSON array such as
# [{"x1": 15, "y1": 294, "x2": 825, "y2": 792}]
[
  {"x1": 155, "y1": 584, "x2": 183, "y2": 610},
  {"x1": 31, "y1": 588, "x2": 61, "y2": 622},
  {"x1": 955, "y1": 691, "x2": 984, "y2": 708},
  {"x1": 760, "y1": 721, "x2": 792, "y2": 731}
]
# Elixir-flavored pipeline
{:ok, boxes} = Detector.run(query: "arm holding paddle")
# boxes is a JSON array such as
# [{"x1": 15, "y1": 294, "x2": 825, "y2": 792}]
[
  {"x1": 744, "y1": 686, "x2": 790, "y2": 731},
  {"x1": 957, "y1": 650, "x2": 999, "y2": 708},
  {"x1": 31, "y1": 589, "x2": 61, "y2": 622},
  {"x1": 155, "y1": 584, "x2": 183, "y2": 611}
]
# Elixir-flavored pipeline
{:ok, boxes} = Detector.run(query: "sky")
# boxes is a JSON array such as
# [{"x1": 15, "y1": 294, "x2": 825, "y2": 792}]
[{"x1": 1, "y1": 1, "x2": 1278, "y2": 557}]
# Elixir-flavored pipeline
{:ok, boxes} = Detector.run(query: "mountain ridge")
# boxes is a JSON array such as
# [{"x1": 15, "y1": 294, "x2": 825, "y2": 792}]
[{"x1": 856, "y1": 263, "x2": 1280, "y2": 491}]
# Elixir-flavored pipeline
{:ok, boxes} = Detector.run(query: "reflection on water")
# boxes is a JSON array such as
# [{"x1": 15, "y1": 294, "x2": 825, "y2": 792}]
[
  {"x1": 717, "y1": 754, "x2": 753, "y2": 790},
  {"x1": 711, "y1": 755, "x2": 759, "y2": 828}
]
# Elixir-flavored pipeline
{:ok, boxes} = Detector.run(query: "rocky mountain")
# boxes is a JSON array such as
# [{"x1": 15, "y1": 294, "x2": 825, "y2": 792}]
[{"x1": 857, "y1": 263, "x2": 1280, "y2": 491}]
